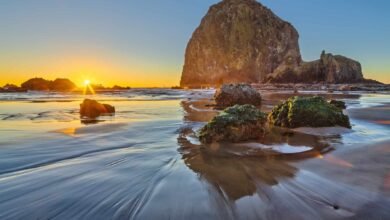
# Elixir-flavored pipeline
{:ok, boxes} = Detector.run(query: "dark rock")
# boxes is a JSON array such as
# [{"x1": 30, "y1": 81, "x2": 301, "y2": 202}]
[
  {"x1": 1, "y1": 84, "x2": 27, "y2": 93},
  {"x1": 199, "y1": 104, "x2": 267, "y2": 143},
  {"x1": 112, "y1": 85, "x2": 131, "y2": 90},
  {"x1": 80, "y1": 99, "x2": 115, "y2": 118},
  {"x1": 21, "y1": 77, "x2": 76, "y2": 91},
  {"x1": 329, "y1": 100, "x2": 346, "y2": 109},
  {"x1": 214, "y1": 84, "x2": 261, "y2": 108},
  {"x1": 50, "y1": 78, "x2": 76, "y2": 91},
  {"x1": 267, "y1": 51, "x2": 364, "y2": 84},
  {"x1": 180, "y1": 0, "x2": 301, "y2": 87},
  {"x1": 21, "y1": 78, "x2": 51, "y2": 91},
  {"x1": 268, "y1": 96, "x2": 351, "y2": 128}
]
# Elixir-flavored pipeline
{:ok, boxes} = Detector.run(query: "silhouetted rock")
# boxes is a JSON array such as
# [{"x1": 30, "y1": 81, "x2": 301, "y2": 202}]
[
  {"x1": 199, "y1": 104, "x2": 267, "y2": 143},
  {"x1": 268, "y1": 96, "x2": 351, "y2": 128},
  {"x1": 180, "y1": 0, "x2": 301, "y2": 87},
  {"x1": 0, "y1": 84, "x2": 27, "y2": 93},
  {"x1": 21, "y1": 78, "x2": 51, "y2": 91},
  {"x1": 214, "y1": 84, "x2": 261, "y2": 108},
  {"x1": 50, "y1": 78, "x2": 76, "y2": 91},
  {"x1": 80, "y1": 99, "x2": 115, "y2": 118},
  {"x1": 329, "y1": 100, "x2": 346, "y2": 109},
  {"x1": 112, "y1": 85, "x2": 131, "y2": 90},
  {"x1": 21, "y1": 77, "x2": 76, "y2": 91}
]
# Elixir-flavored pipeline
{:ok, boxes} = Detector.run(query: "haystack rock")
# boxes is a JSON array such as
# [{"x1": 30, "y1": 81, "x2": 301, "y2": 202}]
[{"x1": 180, "y1": 0, "x2": 367, "y2": 87}]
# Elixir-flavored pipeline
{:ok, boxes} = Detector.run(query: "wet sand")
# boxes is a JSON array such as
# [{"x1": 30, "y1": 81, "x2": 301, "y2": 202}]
[{"x1": 0, "y1": 90, "x2": 389, "y2": 219}]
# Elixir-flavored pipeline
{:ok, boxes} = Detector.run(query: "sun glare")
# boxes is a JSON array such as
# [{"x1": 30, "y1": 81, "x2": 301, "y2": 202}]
[{"x1": 83, "y1": 79, "x2": 95, "y2": 95}]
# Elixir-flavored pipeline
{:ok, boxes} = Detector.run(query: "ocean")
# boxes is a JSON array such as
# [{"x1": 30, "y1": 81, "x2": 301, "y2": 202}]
[{"x1": 0, "y1": 89, "x2": 389, "y2": 219}]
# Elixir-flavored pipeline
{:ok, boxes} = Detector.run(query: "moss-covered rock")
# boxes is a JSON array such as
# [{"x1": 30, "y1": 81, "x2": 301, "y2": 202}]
[
  {"x1": 268, "y1": 96, "x2": 351, "y2": 128},
  {"x1": 199, "y1": 104, "x2": 267, "y2": 143},
  {"x1": 329, "y1": 99, "x2": 346, "y2": 109}
]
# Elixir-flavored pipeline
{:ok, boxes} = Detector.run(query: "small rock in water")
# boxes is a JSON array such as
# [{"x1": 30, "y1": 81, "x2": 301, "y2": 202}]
[
  {"x1": 199, "y1": 104, "x2": 267, "y2": 143},
  {"x1": 214, "y1": 84, "x2": 262, "y2": 108},
  {"x1": 268, "y1": 96, "x2": 351, "y2": 128},
  {"x1": 329, "y1": 100, "x2": 347, "y2": 109},
  {"x1": 80, "y1": 99, "x2": 115, "y2": 118}
]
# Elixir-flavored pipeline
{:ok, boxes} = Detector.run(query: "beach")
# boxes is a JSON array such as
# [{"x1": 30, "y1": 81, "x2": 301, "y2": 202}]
[{"x1": 0, "y1": 89, "x2": 389, "y2": 219}]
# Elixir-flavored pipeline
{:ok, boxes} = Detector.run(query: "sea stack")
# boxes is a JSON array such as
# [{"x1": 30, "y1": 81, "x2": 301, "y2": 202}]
[{"x1": 180, "y1": 0, "x2": 366, "y2": 87}]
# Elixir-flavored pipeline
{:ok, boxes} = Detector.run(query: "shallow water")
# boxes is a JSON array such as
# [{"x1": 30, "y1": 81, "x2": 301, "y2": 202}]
[{"x1": 0, "y1": 89, "x2": 389, "y2": 219}]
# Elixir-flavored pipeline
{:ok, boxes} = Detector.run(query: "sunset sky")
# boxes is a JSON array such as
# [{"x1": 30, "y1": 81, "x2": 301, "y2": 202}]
[{"x1": 0, "y1": 0, "x2": 389, "y2": 87}]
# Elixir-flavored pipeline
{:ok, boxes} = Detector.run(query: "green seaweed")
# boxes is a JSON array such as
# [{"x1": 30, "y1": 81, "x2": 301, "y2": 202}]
[
  {"x1": 199, "y1": 104, "x2": 267, "y2": 143},
  {"x1": 268, "y1": 96, "x2": 351, "y2": 128}
]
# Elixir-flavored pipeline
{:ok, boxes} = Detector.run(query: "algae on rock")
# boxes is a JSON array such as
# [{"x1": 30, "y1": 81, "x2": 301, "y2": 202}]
[
  {"x1": 268, "y1": 96, "x2": 351, "y2": 128},
  {"x1": 199, "y1": 104, "x2": 267, "y2": 143}
]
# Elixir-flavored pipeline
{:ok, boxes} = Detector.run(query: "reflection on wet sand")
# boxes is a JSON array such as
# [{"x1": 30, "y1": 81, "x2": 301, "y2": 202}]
[
  {"x1": 178, "y1": 134, "x2": 298, "y2": 201},
  {"x1": 177, "y1": 92, "x2": 390, "y2": 219},
  {"x1": 178, "y1": 96, "x2": 337, "y2": 203}
]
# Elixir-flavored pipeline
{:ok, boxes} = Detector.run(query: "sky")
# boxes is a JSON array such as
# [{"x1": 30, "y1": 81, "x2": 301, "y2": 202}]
[{"x1": 0, "y1": 0, "x2": 389, "y2": 87}]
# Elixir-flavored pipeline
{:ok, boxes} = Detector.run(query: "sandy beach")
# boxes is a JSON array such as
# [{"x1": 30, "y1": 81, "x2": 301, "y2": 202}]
[{"x1": 0, "y1": 89, "x2": 388, "y2": 219}]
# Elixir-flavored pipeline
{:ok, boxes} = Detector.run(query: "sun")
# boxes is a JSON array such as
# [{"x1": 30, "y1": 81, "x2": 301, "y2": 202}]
[{"x1": 84, "y1": 80, "x2": 91, "y2": 86}]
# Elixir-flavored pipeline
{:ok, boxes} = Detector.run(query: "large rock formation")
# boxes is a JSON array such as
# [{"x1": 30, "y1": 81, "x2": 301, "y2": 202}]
[
  {"x1": 181, "y1": 0, "x2": 301, "y2": 87},
  {"x1": 180, "y1": 0, "x2": 366, "y2": 87}
]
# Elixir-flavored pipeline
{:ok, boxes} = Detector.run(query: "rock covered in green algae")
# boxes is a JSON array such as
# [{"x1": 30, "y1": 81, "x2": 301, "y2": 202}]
[
  {"x1": 329, "y1": 99, "x2": 347, "y2": 109},
  {"x1": 214, "y1": 83, "x2": 262, "y2": 108},
  {"x1": 268, "y1": 96, "x2": 351, "y2": 128},
  {"x1": 199, "y1": 104, "x2": 267, "y2": 143}
]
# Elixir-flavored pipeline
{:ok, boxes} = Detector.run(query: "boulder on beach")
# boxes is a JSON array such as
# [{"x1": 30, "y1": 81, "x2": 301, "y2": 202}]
[
  {"x1": 329, "y1": 100, "x2": 346, "y2": 109},
  {"x1": 214, "y1": 84, "x2": 261, "y2": 108},
  {"x1": 199, "y1": 104, "x2": 267, "y2": 143},
  {"x1": 80, "y1": 99, "x2": 115, "y2": 118},
  {"x1": 268, "y1": 96, "x2": 351, "y2": 128}
]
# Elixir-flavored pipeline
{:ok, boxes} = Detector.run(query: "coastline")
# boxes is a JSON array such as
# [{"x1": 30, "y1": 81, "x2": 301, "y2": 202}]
[{"x1": 0, "y1": 89, "x2": 389, "y2": 219}]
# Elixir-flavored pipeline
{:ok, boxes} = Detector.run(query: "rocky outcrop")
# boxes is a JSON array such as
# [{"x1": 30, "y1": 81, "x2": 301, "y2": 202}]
[
  {"x1": 267, "y1": 51, "x2": 364, "y2": 83},
  {"x1": 50, "y1": 78, "x2": 77, "y2": 91},
  {"x1": 199, "y1": 104, "x2": 267, "y2": 143},
  {"x1": 21, "y1": 77, "x2": 76, "y2": 91},
  {"x1": 181, "y1": 0, "x2": 369, "y2": 86},
  {"x1": 0, "y1": 84, "x2": 27, "y2": 93},
  {"x1": 268, "y1": 96, "x2": 351, "y2": 128},
  {"x1": 21, "y1": 78, "x2": 51, "y2": 91},
  {"x1": 180, "y1": 0, "x2": 301, "y2": 87},
  {"x1": 329, "y1": 100, "x2": 346, "y2": 109},
  {"x1": 214, "y1": 84, "x2": 261, "y2": 108},
  {"x1": 80, "y1": 99, "x2": 115, "y2": 118}
]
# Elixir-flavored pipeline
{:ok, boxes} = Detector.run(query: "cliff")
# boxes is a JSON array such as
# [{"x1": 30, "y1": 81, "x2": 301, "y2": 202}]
[{"x1": 180, "y1": 0, "x2": 368, "y2": 87}]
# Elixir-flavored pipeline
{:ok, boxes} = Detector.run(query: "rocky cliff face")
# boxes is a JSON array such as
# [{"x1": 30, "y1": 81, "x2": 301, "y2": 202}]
[
  {"x1": 180, "y1": 0, "x2": 301, "y2": 87},
  {"x1": 181, "y1": 0, "x2": 367, "y2": 87},
  {"x1": 267, "y1": 51, "x2": 364, "y2": 83}
]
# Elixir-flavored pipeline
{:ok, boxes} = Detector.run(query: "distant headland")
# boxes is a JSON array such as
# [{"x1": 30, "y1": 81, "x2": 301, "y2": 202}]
[{"x1": 0, "y1": 77, "x2": 131, "y2": 93}]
